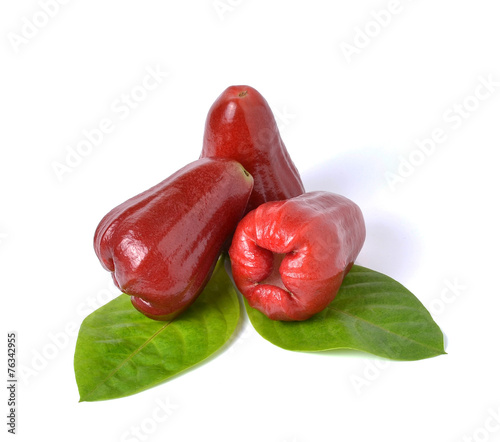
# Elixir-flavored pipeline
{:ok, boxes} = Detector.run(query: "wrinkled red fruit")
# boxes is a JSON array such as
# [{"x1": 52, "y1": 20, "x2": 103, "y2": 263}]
[{"x1": 229, "y1": 191, "x2": 366, "y2": 321}]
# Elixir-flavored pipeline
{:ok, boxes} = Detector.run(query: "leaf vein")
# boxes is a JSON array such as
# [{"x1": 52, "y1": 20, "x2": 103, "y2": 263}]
[
  {"x1": 82, "y1": 319, "x2": 174, "y2": 401},
  {"x1": 326, "y1": 306, "x2": 441, "y2": 352}
]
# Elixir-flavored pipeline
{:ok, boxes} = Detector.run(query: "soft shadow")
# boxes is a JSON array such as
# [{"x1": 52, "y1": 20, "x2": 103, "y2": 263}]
[
  {"x1": 302, "y1": 147, "x2": 421, "y2": 281},
  {"x1": 304, "y1": 348, "x2": 372, "y2": 359},
  {"x1": 301, "y1": 146, "x2": 396, "y2": 204},
  {"x1": 358, "y1": 210, "x2": 422, "y2": 282}
]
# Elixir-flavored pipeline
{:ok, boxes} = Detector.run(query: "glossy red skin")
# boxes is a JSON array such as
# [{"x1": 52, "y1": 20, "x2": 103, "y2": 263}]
[
  {"x1": 201, "y1": 85, "x2": 305, "y2": 214},
  {"x1": 229, "y1": 191, "x2": 366, "y2": 321},
  {"x1": 94, "y1": 158, "x2": 253, "y2": 321}
]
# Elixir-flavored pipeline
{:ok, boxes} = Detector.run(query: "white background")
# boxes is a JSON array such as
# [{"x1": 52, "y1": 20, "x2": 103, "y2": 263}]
[{"x1": 1, "y1": 1, "x2": 500, "y2": 441}]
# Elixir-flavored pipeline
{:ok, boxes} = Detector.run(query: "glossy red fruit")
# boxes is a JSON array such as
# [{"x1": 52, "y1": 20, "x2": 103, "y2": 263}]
[
  {"x1": 94, "y1": 158, "x2": 253, "y2": 321},
  {"x1": 229, "y1": 191, "x2": 366, "y2": 321},
  {"x1": 201, "y1": 85, "x2": 305, "y2": 214}
]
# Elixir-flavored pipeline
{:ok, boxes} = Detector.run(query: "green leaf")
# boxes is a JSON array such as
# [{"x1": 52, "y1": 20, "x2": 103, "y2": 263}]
[
  {"x1": 74, "y1": 259, "x2": 240, "y2": 402},
  {"x1": 244, "y1": 265, "x2": 446, "y2": 361}
]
